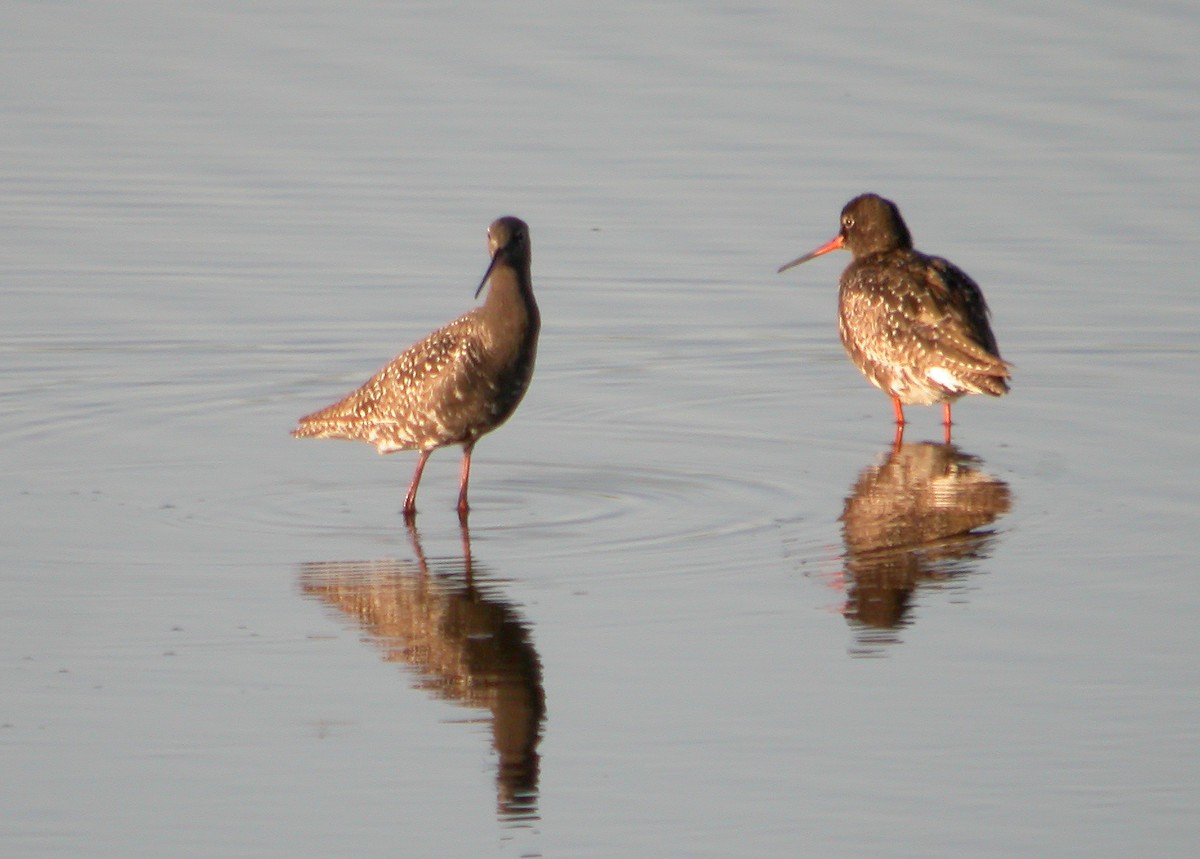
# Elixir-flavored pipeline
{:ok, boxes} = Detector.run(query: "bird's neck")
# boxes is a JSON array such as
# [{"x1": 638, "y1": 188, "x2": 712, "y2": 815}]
[{"x1": 481, "y1": 265, "x2": 539, "y2": 336}]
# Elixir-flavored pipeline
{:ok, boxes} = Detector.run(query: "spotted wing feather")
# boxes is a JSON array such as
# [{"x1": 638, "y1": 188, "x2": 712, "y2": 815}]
[
  {"x1": 839, "y1": 251, "x2": 1010, "y2": 404},
  {"x1": 292, "y1": 310, "x2": 489, "y2": 453}
]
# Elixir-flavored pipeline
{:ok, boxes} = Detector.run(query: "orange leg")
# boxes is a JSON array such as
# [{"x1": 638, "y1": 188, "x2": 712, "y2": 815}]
[
  {"x1": 456, "y1": 443, "x2": 475, "y2": 517},
  {"x1": 942, "y1": 402, "x2": 953, "y2": 444},
  {"x1": 403, "y1": 450, "x2": 431, "y2": 519},
  {"x1": 891, "y1": 396, "x2": 906, "y2": 426}
]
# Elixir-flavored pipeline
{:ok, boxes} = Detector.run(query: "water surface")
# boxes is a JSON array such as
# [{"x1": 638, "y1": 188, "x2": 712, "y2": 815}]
[{"x1": 3, "y1": 2, "x2": 1198, "y2": 857}]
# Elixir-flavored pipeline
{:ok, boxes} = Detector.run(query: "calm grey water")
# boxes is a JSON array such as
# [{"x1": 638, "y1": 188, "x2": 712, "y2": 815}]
[{"x1": 3, "y1": 1, "x2": 1198, "y2": 856}]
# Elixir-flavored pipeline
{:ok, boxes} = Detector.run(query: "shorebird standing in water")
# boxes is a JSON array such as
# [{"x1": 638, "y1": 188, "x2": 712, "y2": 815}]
[
  {"x1": 779, "y1": 193, "x2": 1009, "y2": 441},
  {"x1": 293, "y1": 216, "x2": 540, "y2": 519}
]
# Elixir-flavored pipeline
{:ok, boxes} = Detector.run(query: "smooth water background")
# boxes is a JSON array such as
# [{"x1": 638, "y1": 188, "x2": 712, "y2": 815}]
[{"x1": 3, "y1": 2, "x2": 1198, "y2": 856}]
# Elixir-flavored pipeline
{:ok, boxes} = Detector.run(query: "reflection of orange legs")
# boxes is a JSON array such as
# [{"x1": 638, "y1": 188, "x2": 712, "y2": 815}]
[
  {"x1": 456, "y1": 512, "x2": 474, "y2": 581},
  {"x1": 403, "y1": 505, "x2": 473, "y2": 581},
  {"x1": 942, "y1": 402, "x2": 953, "y2": 444},
  {"x1": 403, "y1": 515, "x2": 429, "y2": 572}
]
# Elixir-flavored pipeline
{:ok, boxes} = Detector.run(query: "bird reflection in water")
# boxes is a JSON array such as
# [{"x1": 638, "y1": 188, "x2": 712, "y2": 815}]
[
  {"x1": 838, "y1": 442, "x2": 1012, "y2": 654},
  {"x1": 299, "y1": 521, "x2": 544, "y2": 823}
]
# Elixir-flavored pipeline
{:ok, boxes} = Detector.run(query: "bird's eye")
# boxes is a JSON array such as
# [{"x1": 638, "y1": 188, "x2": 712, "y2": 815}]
[{"x1": 843, "y1": 216, "x2": 854, "y2": 229}]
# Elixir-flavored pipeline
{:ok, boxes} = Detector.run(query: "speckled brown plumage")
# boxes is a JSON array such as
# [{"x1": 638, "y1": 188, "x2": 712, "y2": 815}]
[
  {"x1": 299, "y1": 521, "x2": 544, "y2": 817},
  {"x1": 779, "y1": 194, "x2": 1010, "y2": 438},
  {"x1": 293, "y1": 216, "x2": 539, "y2": 518},
  {"x1": 839, "y1": 442, "x2": 1012, "y2": 641}
]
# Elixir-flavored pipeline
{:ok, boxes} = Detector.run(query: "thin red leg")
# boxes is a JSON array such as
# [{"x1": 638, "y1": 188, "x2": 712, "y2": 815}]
[
  {"x1": 456, "y1": 443, "x2": 475, "y2": 517},
  {"x1": 891, "y1": 396, "x2": 906, "y2": 426},
  {"x1": 892, "y1": 421, "x2": 905, "y2": 450},
  {"x1": 403, "y1": 450, "x2": 431, "y2": 519},
  {"x1": 942, "y1": 402, "x2": 953, "y2": 444}
]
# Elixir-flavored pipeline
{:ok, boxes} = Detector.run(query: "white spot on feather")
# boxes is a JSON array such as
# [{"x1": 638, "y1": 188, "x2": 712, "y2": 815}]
[{"x1": 926, "y1": 367, "x2": 964, "y2": 392}]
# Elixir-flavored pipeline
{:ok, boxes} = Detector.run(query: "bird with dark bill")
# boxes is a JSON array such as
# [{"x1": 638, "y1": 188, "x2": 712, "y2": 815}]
[
  {"x1": 293, "y1": 216, "x2": 540, "y2": 519},
  {"x1": 778, "y1": 193, "x2": 1009, "y2": 439}
]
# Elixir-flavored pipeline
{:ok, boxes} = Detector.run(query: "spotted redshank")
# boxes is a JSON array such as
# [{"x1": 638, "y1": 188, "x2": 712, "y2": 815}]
[
  {"x1": 293, "y1": 216, "x2": 540, "y2": 518},
  {"x1": 778, "y1": 194, "x2": 1009, "y2": 439}
]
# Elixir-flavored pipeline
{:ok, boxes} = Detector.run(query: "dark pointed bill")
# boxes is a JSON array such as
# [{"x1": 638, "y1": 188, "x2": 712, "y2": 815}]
[
  {"x1": 475, "y1": 250, "x2": 501, "y2": 299},
  {"x1": 777, "y1": 234, "x2": 845, "y2": 273}
]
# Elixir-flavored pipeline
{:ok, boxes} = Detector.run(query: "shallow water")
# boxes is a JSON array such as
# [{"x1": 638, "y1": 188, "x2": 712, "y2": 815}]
[{"x1": 3, "y1": 1, "x2": 1199, "y2": 856}]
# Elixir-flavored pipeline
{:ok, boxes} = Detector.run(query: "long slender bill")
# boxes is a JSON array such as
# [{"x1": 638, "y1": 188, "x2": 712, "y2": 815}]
[
  {"x1": 777, "y1": 234, "x2": 845, "y2": 273},
  {"x1": 474, "y1": 250, "x2": 501, "y2": 298}
]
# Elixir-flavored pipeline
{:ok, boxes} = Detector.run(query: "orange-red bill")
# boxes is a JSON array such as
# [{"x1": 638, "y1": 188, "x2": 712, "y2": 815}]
[{"x1": 777, "y1": 234, "x2": 845, "y2": 273}]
